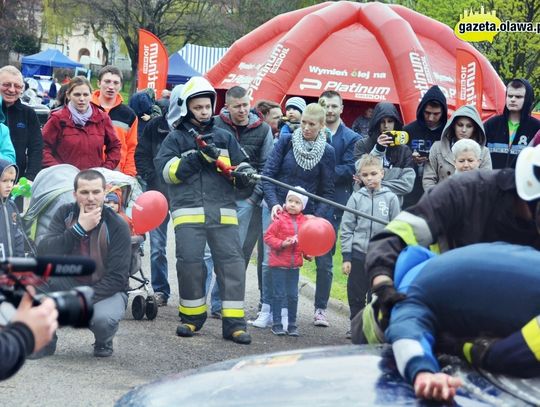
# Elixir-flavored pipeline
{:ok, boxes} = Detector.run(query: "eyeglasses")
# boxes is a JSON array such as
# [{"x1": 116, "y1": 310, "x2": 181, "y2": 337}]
[{"x1": 1, "y1": 82, "x2": 24, "y2": 91}]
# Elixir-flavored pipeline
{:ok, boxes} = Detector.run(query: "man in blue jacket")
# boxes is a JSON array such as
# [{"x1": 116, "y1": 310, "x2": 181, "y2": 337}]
[{"x1": 383, "y1": 242, "x2": 540, "y2": 402}]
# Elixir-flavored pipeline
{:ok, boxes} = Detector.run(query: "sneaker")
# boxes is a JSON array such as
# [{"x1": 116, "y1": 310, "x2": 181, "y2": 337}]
[
  {"x1": 271, "y1": 325, "x2": 286, "y2": 336},
  {"x1": 28, "y1": 332, "x2": 57, "y2": 359},
  {"x1": 250, "y1": 311, "x2": 272, "y2": 328},
  {"x1": 176, "y1": 323, "x2": 196, "y2": 337},
  {"x1": 154, "y1": 292, "x2": 168, "y2": 307},
  {"x1": 210, "y1": 311, "x2": 222, "y2": 319},
  {"x1": 228, "y1": 330, "x2": 252, "y2": 345},
  {"x1": 314, "y1": 308, "x2": 329, "y2": 327},
  {"x1": 287, "y1": 325, "x2": 299, "y2": 337},
  {"x1": 93, "y1": 341, "x2": 113, "y2": 357}
]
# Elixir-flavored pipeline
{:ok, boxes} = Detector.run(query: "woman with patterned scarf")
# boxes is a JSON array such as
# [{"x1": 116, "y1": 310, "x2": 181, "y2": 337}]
[{"x1": 253, "y1": 103, "x2": 335, "y2": 332}]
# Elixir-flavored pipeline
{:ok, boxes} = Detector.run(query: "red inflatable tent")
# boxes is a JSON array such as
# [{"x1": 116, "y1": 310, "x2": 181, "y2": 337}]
[{"x1": 206, "y1": 1, "x2": 505, "y2": 125}]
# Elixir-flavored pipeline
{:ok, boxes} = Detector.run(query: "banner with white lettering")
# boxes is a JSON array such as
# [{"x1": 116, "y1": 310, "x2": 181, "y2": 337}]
[
  {"x1": 456, "y1": 48, "x2": 483, "y2": 113},
  {"x1": 137, "y1": 29, "x2": 168, "y2": 97}
]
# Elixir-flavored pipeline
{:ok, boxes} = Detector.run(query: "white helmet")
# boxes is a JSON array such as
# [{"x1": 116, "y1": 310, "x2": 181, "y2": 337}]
[
  {"x1": 515, "y1": 144, "x2": 540, "y2": 201},
  {"x1": 177, "y1": 76, "x2": 216, "y2": 120}
]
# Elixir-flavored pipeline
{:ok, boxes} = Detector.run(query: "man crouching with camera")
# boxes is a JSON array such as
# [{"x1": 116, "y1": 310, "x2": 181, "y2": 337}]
[
  {"x1": 0, "y1": 287, "x2": 57, "y2": 380},
  {"x1": 37, "y1": 169, "x2": 131, "y2": 357}
]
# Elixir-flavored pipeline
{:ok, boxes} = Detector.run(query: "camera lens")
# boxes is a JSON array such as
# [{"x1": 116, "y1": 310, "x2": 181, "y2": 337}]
[{"x1": 45, "y1": 287, "x2": 94, "y2": 328}]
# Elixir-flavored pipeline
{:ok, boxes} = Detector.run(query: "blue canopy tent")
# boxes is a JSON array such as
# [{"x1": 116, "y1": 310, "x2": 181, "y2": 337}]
[
  {"x1": 167, "y1": 53, "x2": 200, "y2": 84},
  {"x1": 21, "y1": 49, "x2": 83, "y2": 77}
]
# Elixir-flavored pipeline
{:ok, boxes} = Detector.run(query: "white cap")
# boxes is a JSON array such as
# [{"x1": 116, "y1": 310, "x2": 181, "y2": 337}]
[
  {"x1": 286, "y1": 187, "x2": 309, "y2": 210},
  {"x1": 515, "y1": 145, "x2": 540, "y2": 201}
]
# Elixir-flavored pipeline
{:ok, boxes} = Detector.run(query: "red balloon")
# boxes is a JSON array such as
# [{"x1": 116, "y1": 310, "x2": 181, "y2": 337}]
[
  {"x1": 131, "y1": 191, "x2": 169, "y2": 234},
  {"x1": 297, "y1": 217, "x2": 336, "y2": 257}
]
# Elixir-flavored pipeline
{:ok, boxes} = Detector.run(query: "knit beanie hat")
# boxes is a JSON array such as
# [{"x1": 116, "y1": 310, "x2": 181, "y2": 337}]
[
  {"x1": 105, "y1": 192, "x2": 119, "y2": 204},
  {"x1": 286, "y1": 187, "x2": 309, "y2": 210},
  {"x1": 285, "y1": 97, "x2": 307, "y2": 114}
]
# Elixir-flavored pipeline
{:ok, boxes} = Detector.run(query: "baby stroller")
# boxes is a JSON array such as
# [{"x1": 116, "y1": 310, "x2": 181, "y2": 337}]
[{"x1": 23, "y1": 164, "x2": 158, "y2": 320}]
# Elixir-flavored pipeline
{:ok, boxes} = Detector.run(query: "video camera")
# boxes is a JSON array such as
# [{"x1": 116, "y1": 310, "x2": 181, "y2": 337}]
[{"x1": 0, "y1": 256, "x2": 96, "y2": 328}]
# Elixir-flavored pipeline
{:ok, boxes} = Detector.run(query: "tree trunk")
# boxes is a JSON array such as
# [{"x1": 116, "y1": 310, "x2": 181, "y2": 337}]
[
  {"x1": 0, "y1": 49, "x2": 9, "y2": 67},
  {"x1": 130, "y1": 62, "x2": 137, "y2": 96}
]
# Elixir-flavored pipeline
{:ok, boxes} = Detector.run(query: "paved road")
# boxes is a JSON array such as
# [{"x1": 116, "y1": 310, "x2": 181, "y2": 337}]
[{"x1": 0, "y1": 224, "x2": 351, "y2": 406}]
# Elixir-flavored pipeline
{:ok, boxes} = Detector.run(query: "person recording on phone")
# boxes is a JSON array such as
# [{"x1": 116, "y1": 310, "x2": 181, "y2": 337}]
[
  {"x1": 0, "y1": 286, "x2": 57, "y2": 380},
  {"x1": 37, "y1": 169, "x2": 131, "y2": 357},
  {"x1": 402, "y1": 85, "x2": 448, "y2": 208},
  {"x1": 353, "y1": 102, "x2": 414, "y2": 205}
]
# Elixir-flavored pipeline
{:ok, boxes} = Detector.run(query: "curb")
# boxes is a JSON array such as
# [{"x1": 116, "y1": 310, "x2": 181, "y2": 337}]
[{"x1": 298, "y1": 275, "x2": 350, "y2": 318}]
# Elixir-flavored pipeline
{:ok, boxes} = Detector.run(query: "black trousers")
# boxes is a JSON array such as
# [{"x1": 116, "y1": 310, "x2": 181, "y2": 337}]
[
  {"x1": 346, "y1": 253, "x2": 370, "y2": 320},
  {"x1": 175, "y1": 224, "x2": 246, "y2": 338}
]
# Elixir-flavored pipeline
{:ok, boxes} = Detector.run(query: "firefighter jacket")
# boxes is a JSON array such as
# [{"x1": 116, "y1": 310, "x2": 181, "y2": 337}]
[
  {"x1": 365, "y1": 168, "x2": 540, "y2": 284},
  {"x1": 154, "y1": 120, "x2": 249, "y2": 227}
]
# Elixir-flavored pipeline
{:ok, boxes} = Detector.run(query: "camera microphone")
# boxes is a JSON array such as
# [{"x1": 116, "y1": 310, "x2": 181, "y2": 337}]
[{"x1": 4, "y1": 256, "x2": 96, "y2": 277}]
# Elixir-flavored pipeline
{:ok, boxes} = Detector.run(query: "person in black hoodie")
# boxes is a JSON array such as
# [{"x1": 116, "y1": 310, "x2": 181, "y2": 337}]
[
  {"x1": 134, "y1": 85, "x2": 181, "y2": 307},
  {"x1": 402, "y1": 85, "x2": 448, "y2": 208},
  {"x1": 353, "y1": 102, "x2": 414, "y2": 204},
  {"x1": 484, "y1": 78, "x2": 540, "y2": 169}
]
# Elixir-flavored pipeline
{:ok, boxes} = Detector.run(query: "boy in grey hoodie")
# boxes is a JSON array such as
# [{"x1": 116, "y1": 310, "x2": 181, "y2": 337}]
[
  {"x1": 0, "y1": 159, "x2": 25, "y2": 258},
  {"x1": 341, "y1": 155, "x2": 400, "y2": 332}
]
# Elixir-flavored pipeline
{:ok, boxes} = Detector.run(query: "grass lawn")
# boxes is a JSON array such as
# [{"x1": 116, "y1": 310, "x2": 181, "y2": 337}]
[{"x1": 300, "y1": 234, "x2": 348, "y2": 304}]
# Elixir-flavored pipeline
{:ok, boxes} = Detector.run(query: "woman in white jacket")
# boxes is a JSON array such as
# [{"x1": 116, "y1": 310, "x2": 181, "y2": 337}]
[{"x1": 423, "y1": 105, "x2": 491, "y2": 190}]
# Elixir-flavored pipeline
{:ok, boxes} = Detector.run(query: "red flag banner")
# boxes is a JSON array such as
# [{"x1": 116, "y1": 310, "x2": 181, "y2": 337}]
[
  {"x1": 137, "y1": 29, "x2": 168, "y2": 97},
  {"x1": 456, "y1": 48, "x2": 483, "y2": 113}
]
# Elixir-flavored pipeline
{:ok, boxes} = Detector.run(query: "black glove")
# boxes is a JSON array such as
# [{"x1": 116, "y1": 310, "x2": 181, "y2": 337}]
[
  {"x1": 234, "y1": 162, "x2": 257, "y2": 189},
  {"x1": 436, "y1": 333, "x2": 496, "y2": 368},
  {"x1": 199, "y1": 143, "x2": 220, "y2": 161},
  {"x1": 371, "y1": 281, "x2": 406, "y2": 330}
]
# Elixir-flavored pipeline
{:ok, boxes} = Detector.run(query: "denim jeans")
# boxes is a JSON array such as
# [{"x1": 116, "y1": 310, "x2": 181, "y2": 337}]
[
  {"x1": 150, "y1": 213, "x2": 170, "y2": 298},
  {"x1": 260, "y1": 205, "x2": 273, "y2": 306},
  {"x1": 236, "y1": 198, "x2": 255, "y2": 246},
  {"x1": 270, "y1": 267, "x2": 299, "y2": 327},
  {"x1": 313, "y1": 213, "x2": 340, "y2": 310},
  {"x1": 204, "y1": 243, "x2": 221, "y2": 314},
  {"x1": 45, "y1": 277, "x2": 128, "y2": 345},
  {"x1": 204, "y1": 199, "x2": 254, "y2": 312}
]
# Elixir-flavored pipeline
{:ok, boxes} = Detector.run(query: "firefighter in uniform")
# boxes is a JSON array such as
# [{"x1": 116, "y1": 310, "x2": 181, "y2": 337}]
[{"x1": 154, "y1": 77, "x2": 256, "y2": 344}]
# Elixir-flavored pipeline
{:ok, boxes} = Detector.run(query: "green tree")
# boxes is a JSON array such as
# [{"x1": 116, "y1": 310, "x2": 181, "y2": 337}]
[
  {"x1": 201, "y1": 0, "x2": 321, "y2": 47},
  {"x1": 45, "y1": 0, "x2": 215, "y2": 95},
  {"x1": 394, "y1": 0, "x2": 540, "y2": 93},
  {"x1": 0, "y1": 0, "x2": 42, "y2": 65},
  {"x1": 12, "y1": 32, "x2": 41, "y2": 55}
]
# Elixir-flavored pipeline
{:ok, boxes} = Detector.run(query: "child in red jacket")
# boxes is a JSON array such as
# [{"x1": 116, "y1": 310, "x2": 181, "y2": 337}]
[{"x1": 264, "y1": 188, "x2": 309, "y2": 336}]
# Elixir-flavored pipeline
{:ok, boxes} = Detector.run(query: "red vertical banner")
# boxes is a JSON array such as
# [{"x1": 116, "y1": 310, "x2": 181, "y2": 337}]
[
  {"x1": 137, "y1": 29, "x2": 168, "y2": 97},
  {"x1": 456, "y1": 48, "x2": 483, "y2": 114}
]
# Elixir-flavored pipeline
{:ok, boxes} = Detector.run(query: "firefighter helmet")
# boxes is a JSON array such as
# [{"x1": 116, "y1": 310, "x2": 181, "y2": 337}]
[
  {"x1": 516, "y1": 144, "x2": 540, "y2": 201},
  {"x1": 177, "y1": 76, "x2": 217, "y2": 120}
]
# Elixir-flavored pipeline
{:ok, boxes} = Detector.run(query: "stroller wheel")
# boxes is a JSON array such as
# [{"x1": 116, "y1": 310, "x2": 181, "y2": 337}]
[
  {"x1": 132, "y1": 295, "x2": 145, "y2": 320},
  {"x1": 145, "y1": 296, "x2": 158, "y2": 320}
]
